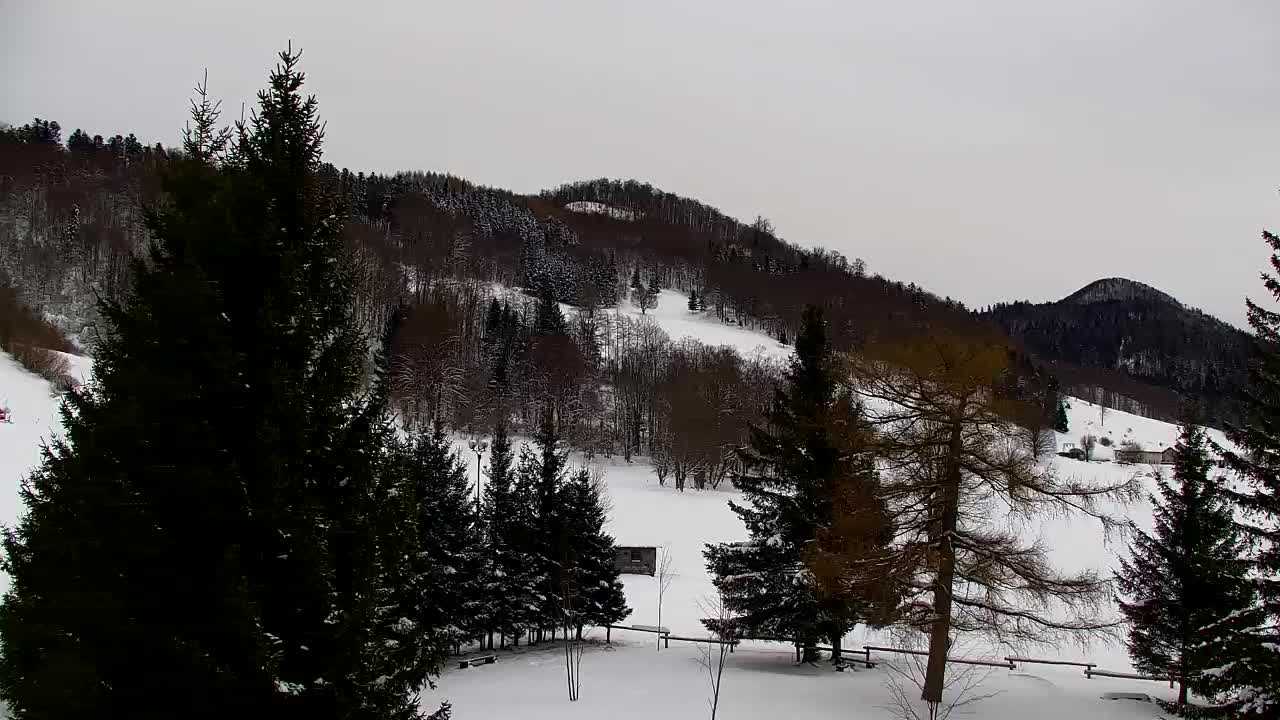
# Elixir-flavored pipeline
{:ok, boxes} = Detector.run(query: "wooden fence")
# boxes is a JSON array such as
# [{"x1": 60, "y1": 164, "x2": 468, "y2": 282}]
[{"x1": 500, "y1": 626, "x2": 1179, "y2": 689}]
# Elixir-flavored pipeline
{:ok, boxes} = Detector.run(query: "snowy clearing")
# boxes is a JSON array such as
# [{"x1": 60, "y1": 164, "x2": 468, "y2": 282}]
[{"x1": 563, "y1": 201, "x2": 639, "y2": 221}]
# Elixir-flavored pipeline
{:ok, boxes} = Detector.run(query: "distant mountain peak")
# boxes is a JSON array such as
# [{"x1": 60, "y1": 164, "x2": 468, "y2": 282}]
[{"x1": 1061, "y1": 278, "x2": 1181, "y2": 307}]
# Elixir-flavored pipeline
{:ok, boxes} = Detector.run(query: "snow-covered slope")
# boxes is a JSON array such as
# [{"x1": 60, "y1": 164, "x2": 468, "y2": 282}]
[
  {"x1": 489, "y1": 285, "x2": 793, "y2": 365},
  {"x1": 621, "y1": 290, "x2": 792, "y2": 363},
  {"x1": 435, "y1": 441, "x2": 1176, "y2": 719}
]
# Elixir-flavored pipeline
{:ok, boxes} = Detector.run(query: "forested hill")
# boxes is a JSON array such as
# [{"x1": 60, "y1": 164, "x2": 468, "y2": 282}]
[
  {"x1": 0, "y1": 119, "x2": 1245, "y2": 424},
  {"x1": 981, "y1": 278, "x2": 1250, "y2": 423}
]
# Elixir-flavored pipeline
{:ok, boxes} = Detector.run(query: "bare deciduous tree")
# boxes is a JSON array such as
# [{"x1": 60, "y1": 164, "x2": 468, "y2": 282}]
[
  {"x1": 657, "y1": 547, "x2": 674, "y2": 651},
  {"x1": 635, "y1": 281, "x2": 658, "y2": 315},
  {"x1": 560, "y1": 563, "x2": 585, "y2": 702},
  {"x1": 1080, "y1": 433, "x2": 1098, "y2": 461},
  {"x1": 389, "y1": 299, "x2": 466, "y2": 427},
  {"x1": 697, "y1": 592, "x2": 733, "y2": 720}
]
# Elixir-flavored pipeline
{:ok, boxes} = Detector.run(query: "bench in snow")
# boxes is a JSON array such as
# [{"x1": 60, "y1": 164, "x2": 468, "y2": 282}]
[
  {"x1": 812, "y1": 645, "x2": 876, "y2": 668},
  {"x1": 1101, "y1": 692, "x2": 1152, "y2": 703},
  {"x1": 457, "y1": 655, "x2": 497, "y2": 669}
]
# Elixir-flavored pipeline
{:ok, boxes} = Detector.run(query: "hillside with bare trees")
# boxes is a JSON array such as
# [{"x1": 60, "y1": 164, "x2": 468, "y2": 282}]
[{"x1": 0, "y1": 119, "x2": 1228, "y2": 426}]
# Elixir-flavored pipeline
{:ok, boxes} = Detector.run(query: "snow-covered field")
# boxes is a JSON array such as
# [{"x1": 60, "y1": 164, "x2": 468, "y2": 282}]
[
  {"x1": 423, "y1": 447, "x2": 1176, "y2": 719},
  {"x1": 0, "y1": 290, "x2": 1194, "y2": 718}
]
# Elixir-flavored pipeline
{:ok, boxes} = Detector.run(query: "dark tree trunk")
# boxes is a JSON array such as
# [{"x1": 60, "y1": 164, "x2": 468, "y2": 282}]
[
  {"x1": 923, "y1": 414, "x2": 964, "y2": 704},
  {"x1": 800, "y1": 636, "x2": 821, "y2": 663}
]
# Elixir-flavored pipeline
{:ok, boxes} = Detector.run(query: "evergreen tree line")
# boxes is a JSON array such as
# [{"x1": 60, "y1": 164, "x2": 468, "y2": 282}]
[
  {"x1": 404, "y1": 416, "x2": 630, "y2": 657},
  {"x1": 0, "y1": 50, "x2": 625, "y2": 720}
]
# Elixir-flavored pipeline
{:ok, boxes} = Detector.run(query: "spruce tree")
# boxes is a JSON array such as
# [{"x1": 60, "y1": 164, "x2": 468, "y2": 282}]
[
  {"x1": 1116, "y1": 421, "x2": 1255, "y2": 710},
  {"x1": 0, "y1": 47, "x2": 430, "y2": 719},
  {"x1": 1055, "y1": 397, "x2": 1070, "y2": 433},
  {"x1": 703, "y1": 305, "x2": 889, "y2": 661},
  {"x1": 534, "y1": 286, "x2": 567, "y2": 337},
  {"x1": 645, "y1": 278, "x2": 660, "y2": 308},
  {"x1": 408, "y1": 421, "x2": 484, "y2": 652},
  {"x1": 688, "y1": 289, "x2": 699, "y2": 312},
  {"x1": 480, "y1": 424, "x2": 540, "y2": 646},
  {"x1": 514, "y1": 415, "x2": 572, "y2": 636},
  {"x1": 1216, "y1": 229, "x2": 1280, "y2": 717},
  {"x1": 483, "y1": 298, "x2": 502, "y2": 346},
  {"x1": 561, "y1": 468, "x2": 630, "y2": 637}
]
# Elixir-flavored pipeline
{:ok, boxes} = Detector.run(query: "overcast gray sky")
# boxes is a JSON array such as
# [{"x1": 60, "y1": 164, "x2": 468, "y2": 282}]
[{"x1": 5, "y1": 1, "x2": 1278, "y2": 327}]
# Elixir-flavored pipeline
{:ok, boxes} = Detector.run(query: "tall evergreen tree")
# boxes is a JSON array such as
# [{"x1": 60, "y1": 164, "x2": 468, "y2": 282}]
[
  {"x1": 703, "y1": 305, "x2": 890, "y2": 661},
  {"x1": 483, "y1": 298, "x2": 503, "y2": 346},
  {"x1": 1116, "y1": 421, "x2": 1255, "y2": 710},
  {"x1": 408, "y1": 421, "x2": 484, "y2": 652},
  {"x1": 561, "y1": 468, "x2": 630, "y2": 637},
  {"x1": 534, "y1": 286, "x2": 567, "y2": 337},
  {"x1": 688, "y1": 289, "x2": 700, "y2": 312},
  {"x1": 1055, "y1": 396, "x2": 1070, "y2": 433},
  {"x1": 514, "y1": 415, "x2": 573, "y2": 636},
  {"x1": 0, "y1": 48, "x2": 432, "y2": 719},
  {"x1": 1217, "y1": 229, "x2": 1280, "y2": 717},
  {"x1": 480, "y1": 424, "x2": 540, "y2": 645},
  {"x1": 645, "y1": 278, "x2": 660, "y2": 307}
]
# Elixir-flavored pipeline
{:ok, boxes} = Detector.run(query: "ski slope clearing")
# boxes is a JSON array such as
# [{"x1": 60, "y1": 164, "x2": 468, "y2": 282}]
[
  {"x1": 490, "y1": 285, "x2": 794, "y2": 365},
  {"x1": 620, "y1": 290, "x2": 793, "y2": 363}
]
